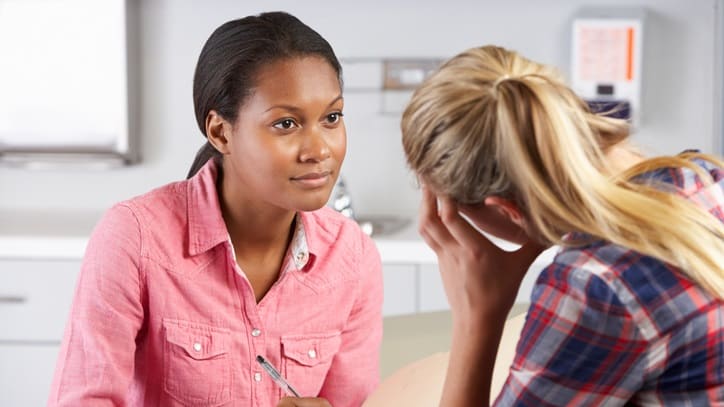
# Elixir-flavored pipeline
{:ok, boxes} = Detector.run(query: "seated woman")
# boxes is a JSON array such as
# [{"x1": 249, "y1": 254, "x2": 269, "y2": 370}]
[{"x1": 401, "y1": 45, "x2": 724, "y2": 405}]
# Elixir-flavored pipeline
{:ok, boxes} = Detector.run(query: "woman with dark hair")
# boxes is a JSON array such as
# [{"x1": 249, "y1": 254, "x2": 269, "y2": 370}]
[{"x1": 49, "y1": 12, "x2": 382, "y2": 407}]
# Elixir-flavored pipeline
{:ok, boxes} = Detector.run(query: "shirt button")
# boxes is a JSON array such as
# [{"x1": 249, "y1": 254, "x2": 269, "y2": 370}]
[
  {"x1": 254, "y1": 372, "x2": 262, "y2": 382},
  {"x1": 193, "y1": 343, "x2": 202, "y2": 352},
  {"x1": 251, "y1": 328, "x2": 261, "y2": 337},
  {"x1": 308, "y1": 349, "x2": 317, "y2": 359}
]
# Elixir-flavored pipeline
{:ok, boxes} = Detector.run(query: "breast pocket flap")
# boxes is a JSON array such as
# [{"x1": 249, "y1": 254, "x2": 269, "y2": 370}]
[
  {"x1": 163, "y1": 319, "x2": 229, "y2": 360},
  {"x1": 281, "y1": 331, "x2": 342, "y2": 367}
]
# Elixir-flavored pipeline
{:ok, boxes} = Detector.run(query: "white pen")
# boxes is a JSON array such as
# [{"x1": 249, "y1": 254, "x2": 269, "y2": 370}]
[{"x1": 256, "y1": 355, "x2": 301, "y2": 397}]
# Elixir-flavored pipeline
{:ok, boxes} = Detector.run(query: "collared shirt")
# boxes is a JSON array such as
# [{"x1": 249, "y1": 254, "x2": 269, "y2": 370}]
[
  {"x1": 48, "y1": 159, "x2": 383, "y2": 407},
  {"x1": 495, "y1": 156, "x2": 724, "y2": 406}
]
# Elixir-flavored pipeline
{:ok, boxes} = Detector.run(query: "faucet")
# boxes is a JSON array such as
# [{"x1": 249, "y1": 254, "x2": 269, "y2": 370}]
[
  {"x1": 328, "y1": 175, "x2": 377, "y2": 235},
  {"x1": 330, "y1": 175, "x2": 355, "y2": 219}
]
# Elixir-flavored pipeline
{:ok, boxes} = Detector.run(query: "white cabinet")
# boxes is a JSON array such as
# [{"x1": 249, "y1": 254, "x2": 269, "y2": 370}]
[
  {"x1": 0, "y1": 344, "x2": 61, "y2": 407},
  {"x1": 382, "y1": 247, "x2": 558, "y2": 317},
  {"x1": 418, "y1": 264, "x2": 448, "y2": 313},
  {"x1": 382, "y1": 264, "x2": 418, "y2": 316},
  {"x1": 0, "y1": 259, "x2": 80, "y2": 407},
  {"x1": 382, "y1": 262, "x2": 447, "y2": 316}
]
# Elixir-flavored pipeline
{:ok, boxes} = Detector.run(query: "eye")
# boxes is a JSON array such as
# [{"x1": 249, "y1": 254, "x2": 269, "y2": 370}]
[
  {"x1": 325, "y1": 112, "x2": 344, "y2": 124},
  {"x1": 273, "y1": 118, "x2": 298, "y2": 130}
]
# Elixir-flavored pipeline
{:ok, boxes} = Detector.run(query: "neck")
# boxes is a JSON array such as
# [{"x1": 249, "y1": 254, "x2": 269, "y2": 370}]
[
  {"x1": 221, "y1": 198, "x2": 296, "y2": 255},
  {"x1": 604, "y1": 142, "x2": 645, "y2": 175},
  {"x1": 217, "y1": 168, "x2": 296, "y2": 255}
]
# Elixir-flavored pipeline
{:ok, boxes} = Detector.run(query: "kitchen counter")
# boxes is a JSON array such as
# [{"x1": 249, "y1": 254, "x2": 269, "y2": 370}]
[
  {"x1": 0, "y1": 210, "x2": 440, "y2": 261},
  {"x1": 0, "y1": 210, "x2": 558, "y2": 266},
  {"x1": 0, "y1": 210, "x2": 100, "y2": 260}
]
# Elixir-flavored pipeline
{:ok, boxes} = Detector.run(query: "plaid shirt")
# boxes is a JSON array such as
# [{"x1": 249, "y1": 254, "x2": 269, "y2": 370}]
[{"x1": 495, "y1": 156, "x2": 724, "y2": 406}]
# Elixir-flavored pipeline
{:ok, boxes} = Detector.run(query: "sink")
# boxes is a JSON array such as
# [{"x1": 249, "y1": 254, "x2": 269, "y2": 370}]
[{"x1": 355, "y1": 216, "x2": 411, "y2": 237}]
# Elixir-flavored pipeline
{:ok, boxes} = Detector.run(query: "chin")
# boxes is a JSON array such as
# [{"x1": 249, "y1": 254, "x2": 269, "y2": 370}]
[{"x1": 297, "y1": 195, "x2": 331, "y2": 212}]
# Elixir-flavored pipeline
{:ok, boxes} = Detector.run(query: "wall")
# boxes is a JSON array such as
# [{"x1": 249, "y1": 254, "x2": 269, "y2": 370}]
[{"x1": 0, "y1": 0, "x2": 720, "y2": 218}]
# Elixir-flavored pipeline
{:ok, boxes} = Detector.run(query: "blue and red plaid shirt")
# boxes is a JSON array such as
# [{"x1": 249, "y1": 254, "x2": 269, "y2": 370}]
[{"x1": 495, "y1": 155, "x2": 724, "y2": 406}]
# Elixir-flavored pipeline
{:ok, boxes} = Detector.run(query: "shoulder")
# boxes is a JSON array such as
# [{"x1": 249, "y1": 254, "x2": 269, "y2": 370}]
[
  {"x1": 118, "y1": 179, "x2": 187, "y2": 220},
  {"x1": 302, "y1": 207, "x2": 377, "y2": 254},
  {"x1": 91, "y1": 179, "x2": 190, "y2": 261},
  {"x1": 301, "y1": 208, "x2": 381, "y2": 282},
  {"x1": 107, "y1": 179, "x2": 190, "y2": 244},
  {"x1": 637, "y1": 153, "x2": 724, "y2": 220}
]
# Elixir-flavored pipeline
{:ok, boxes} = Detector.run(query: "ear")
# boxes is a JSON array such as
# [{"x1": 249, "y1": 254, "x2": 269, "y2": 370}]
[
  {"x1": 483, "y1": 196, "x2": 525, "y2": 228},
  {"x1": 205, "y1": 110, "x2": 232, "y2": 155}
]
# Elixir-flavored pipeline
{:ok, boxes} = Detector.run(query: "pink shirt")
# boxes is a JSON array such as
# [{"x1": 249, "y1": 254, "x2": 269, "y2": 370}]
[{"x1": 48, "y1": 160, "x2": 383, "y2": 407}]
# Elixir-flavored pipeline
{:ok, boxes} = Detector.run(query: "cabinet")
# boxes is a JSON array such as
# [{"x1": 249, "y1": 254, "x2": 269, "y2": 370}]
[
  {"x1": 418, "y1": 264, "x2": 448, "y2": 313},
  {"x1": 382, "y1": 262, "x2": 438, "y2": 317},
  {"x1": 382, "y1": 264, "x2": 418, "y2": 316},
  {"x1": 382, "y1": 247, "x2": 557, "y2": 316},
  {"x1": 0, "y1": 344, "x2": 61, "y2": 407},
  {"x1": 0, "y1": 259, "x2": 81, "y2": 407}
]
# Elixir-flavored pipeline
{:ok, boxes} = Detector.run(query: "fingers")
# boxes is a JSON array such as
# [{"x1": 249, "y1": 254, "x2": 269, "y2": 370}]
[
  {"x1": 418, "y1": 185, "x2": 452, "y2": 252},
  {"x1": 277, "y1": 397, "x2": 332, "y2": 407},
  {"x1": 438, "y1": 196, "x2": 497, "y2": 254}
]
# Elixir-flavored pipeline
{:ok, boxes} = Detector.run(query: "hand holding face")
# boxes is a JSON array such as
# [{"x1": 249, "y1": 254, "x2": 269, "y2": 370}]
[
  {"x1": 276, "y1": 397, "x2": 332, "y2": 407},
  {"x1": 418, "y1": 187, "x2": 545, "y2": 323}
]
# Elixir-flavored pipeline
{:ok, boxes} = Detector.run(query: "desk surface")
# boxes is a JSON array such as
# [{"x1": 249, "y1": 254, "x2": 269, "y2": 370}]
[
  {"x1": 369, "y1": 306, "x2": 530, "y2": 406},
  {"x1": 379, "y1": 302, "x2": 529, "y2": 378}
]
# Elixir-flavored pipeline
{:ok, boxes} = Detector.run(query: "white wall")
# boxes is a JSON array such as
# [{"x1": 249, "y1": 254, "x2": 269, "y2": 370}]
[{"x1": 0, "y1": 0, "x2": 720, "y2": 218}]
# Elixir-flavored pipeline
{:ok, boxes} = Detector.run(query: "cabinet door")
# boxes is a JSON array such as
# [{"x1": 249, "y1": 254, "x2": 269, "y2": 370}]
[
  {"x1": 382, "y1": 264, "x2": 418, "y2": 316},
  {"x1": 0, "y1": 260, "x2": 80, "y2": 341},
  {"x1": 418, "y1": 258, "x2": 552, "y2": 313},
  {"x1": 418, "y1": 264, "x2": 449, "y2": 313},
  {"x1": 0, "y1": 344, "x2": 59, "y2": 407}
]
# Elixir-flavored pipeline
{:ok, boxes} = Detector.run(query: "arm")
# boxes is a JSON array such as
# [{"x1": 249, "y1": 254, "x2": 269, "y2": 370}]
[
  {"x1": 494, "y1": 266, "x2": 646, "y2": 406},
  {"x1": 317, "y1": 231, "x2": 384, "y2": 407},
  {"x1": 48, "y1": 204, "x2": 145, "y2": 406},
  {"x1": 417, "y1": 188, "x2": 544, "y2": 406}
]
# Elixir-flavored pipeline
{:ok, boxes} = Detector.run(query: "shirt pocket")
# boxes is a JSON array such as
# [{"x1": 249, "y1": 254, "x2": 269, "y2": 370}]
[
  {"x1": 163, "y1": 319, "x2": 232, "y2": 407},
  {"x1": 281, "y1": 331, "x2": 342, "y2": 398}
]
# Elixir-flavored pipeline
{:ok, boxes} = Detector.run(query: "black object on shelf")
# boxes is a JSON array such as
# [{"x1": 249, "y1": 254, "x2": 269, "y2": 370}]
[{"x1": 586, "y1": 99, "x2": 632, "y2": 121}]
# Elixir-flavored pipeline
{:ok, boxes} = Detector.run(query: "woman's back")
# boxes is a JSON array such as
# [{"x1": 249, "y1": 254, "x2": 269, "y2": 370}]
[{"x1": 500, "y1": 157, "x2": 724, "y2": 405}]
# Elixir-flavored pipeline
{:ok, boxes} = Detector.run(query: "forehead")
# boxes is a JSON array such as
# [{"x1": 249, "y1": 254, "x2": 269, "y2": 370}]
[{"x1": 244, "y1": 56, "x2": 341, "y2": 108}]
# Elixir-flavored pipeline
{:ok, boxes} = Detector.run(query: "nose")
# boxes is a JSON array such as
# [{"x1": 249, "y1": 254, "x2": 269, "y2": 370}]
[{"x1": 299, "y1": 126, "x2": 331, "y2": 163}]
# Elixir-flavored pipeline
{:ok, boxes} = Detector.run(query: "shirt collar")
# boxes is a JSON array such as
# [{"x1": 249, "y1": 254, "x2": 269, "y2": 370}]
[{"x1": 186, "y1": 159, "x2": 232, "y2": 256}]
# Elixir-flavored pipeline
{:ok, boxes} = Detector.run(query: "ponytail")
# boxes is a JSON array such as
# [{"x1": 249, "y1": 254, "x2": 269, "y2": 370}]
[
  {"x1": 186, "y1": 141, "x2": 221, "y2": 179},
  {"x1": 496, "y1": 75, "x2": 724, "y2": 297},
  {"x1": 401, "y1": 45, "x2": 724, "y2": 298}
]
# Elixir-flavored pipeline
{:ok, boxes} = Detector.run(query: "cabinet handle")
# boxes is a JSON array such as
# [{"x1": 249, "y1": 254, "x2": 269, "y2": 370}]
[{"x1": 0, "y1": 295, "x2": 27, "y2": 304}]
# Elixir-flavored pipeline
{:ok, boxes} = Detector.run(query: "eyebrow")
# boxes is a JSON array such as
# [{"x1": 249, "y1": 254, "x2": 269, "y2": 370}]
[{"x1": 264, "y1": 95, "x2": 344, "y2": 113}]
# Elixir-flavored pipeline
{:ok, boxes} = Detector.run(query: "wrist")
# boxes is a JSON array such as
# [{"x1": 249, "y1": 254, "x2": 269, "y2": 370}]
[{"x1": 451, "y1": 304, "x2": 510, "y2": 331}]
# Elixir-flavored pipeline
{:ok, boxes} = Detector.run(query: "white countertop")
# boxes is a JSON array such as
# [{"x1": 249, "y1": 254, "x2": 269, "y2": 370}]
[
  {"x1": 0, "y1": 210, "x2": 100, "y2": 260},
  {"x1": 0, "y1": 210, "x2": 558, "y2": 265}
]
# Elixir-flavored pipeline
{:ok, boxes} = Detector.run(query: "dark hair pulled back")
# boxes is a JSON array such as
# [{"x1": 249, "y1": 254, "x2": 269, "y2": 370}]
[{"x1": 186, "y1": 11, "x2": 342, "y2": 178}]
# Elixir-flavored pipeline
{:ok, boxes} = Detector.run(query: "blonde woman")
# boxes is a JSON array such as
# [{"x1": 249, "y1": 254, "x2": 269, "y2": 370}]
[{"x1": 401, "y1": 45, "x2": 724, "y2": 406}]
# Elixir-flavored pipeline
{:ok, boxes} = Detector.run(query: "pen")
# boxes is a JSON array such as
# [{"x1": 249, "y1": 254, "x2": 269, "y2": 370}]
[{"x1": 256, "y1": 355, "x2": 301, "y2": 397}]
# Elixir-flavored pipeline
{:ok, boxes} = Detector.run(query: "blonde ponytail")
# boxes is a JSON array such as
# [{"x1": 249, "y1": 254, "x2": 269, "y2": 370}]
[{"x1": 402, "y1": 45, "x2": 724, "y2": 298}]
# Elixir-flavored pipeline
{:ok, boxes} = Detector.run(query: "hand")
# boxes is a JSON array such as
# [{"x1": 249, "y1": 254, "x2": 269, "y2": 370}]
[
  {"x1": 418, "y1": 187, "x2": 544, "y2": 323},
  {"x1": 276, "y1": 397, "x2": 332, "y2": 407}
]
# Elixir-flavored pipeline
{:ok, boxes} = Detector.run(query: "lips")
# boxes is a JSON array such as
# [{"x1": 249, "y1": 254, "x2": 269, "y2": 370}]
[
  {"x1": 291, "y1": 171, "x2": 331, "y2": 180},
  {"x1": 290, "y1": 170, "x2": 332, "y2": 188}
]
